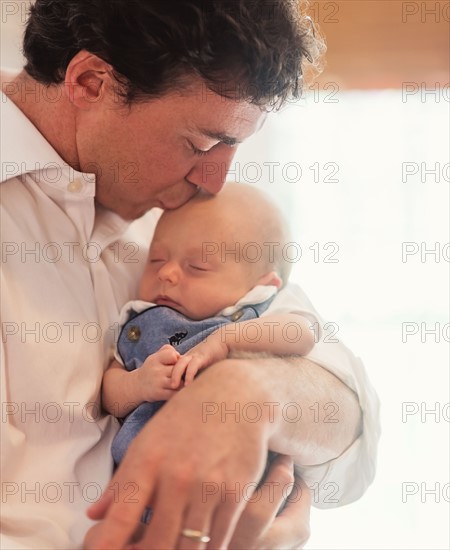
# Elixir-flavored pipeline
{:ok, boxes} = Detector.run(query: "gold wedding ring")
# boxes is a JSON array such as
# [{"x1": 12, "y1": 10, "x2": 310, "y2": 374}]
[{"x1": 180, "y1": 528, "x2": 211, "y2": 543}]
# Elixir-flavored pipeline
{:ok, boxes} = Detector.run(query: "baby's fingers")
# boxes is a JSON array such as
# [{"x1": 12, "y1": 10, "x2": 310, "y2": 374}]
[
  {"x1": 170, "y1": 355, "x2": 191, "y2": 388},
  {"x1": 184, "y1": 357, "x2": 203, "y2": 385},
  {"x1": 157, "y1": 344, "x2": 180, "y2": 365}
]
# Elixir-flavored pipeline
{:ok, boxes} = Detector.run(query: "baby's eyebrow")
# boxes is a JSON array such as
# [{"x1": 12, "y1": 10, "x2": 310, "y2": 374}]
[
  {"x1": 148, "y1": 242, "x2": 166, "y2": 254},
  {"x1": 187, "y1": 246, "x2": 218, "y2": 263}
]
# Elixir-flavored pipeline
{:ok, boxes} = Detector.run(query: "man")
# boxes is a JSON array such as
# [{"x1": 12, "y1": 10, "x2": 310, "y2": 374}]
[{"x1": 0, "y1": 1, "x2": 380, "y2": 548}]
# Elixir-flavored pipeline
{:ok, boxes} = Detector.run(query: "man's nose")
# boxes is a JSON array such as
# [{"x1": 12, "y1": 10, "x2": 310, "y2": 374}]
[
  {"x1": 158, "y1": 261, "x2": 180, "y2": 284},
  {"x1": 186, "y1": 143, "x2": 237, "y2": 194}
]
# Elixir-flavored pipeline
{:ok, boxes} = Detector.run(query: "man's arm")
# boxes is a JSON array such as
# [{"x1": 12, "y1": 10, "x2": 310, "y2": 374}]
[
  {"x1": 248, "y1": 354, "x2": 362, "y2": 465},
  {"x1": 85, "y1": 354, "x2": 361, "y2": 549},
  {"x1": 199, "y1": 353, "x2": 361, "y2": 466}
]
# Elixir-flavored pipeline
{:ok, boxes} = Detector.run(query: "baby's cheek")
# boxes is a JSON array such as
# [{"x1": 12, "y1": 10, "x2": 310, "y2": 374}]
[
  {"x1": 136, "y1": 273, "x2": 146, "y2": 298},
  {"x1": 138, "y1": 274, "x2": 156, "y2": 301}
]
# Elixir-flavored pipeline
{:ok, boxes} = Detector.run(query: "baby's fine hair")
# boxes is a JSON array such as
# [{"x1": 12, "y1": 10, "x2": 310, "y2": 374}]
[{"x1": 188, "y1": 182, "x2": 294, "y2": 286}]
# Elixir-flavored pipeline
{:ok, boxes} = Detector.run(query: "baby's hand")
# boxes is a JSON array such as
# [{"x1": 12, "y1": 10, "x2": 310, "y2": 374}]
[
  {"x1": 170, "y1": 332, "x2": 229, "y2": 388},
  {"x1": 137, "y1": 344, "x2": 180, "y2": 402},
  {"x1": 155, "y1": 343, "x2": 180, "y2": 363}
]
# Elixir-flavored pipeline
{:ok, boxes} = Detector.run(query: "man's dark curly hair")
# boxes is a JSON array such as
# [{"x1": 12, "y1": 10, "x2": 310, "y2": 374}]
[{"x1": 23, "y1": 0, "x2": 325, "y2": 109}]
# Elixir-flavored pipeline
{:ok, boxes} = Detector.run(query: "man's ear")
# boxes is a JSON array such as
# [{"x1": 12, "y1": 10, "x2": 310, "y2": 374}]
[
  {"x1": 64, "y1": 50, "x2": 114, "y2": 108},
  {"x1": 255, "y1": 271, "x2": 283, "y2": 289}
]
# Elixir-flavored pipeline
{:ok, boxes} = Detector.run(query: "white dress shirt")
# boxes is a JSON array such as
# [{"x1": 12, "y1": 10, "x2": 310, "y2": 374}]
[{"x1": 0, "y1": 91, "x2": 380, "y2": 549}]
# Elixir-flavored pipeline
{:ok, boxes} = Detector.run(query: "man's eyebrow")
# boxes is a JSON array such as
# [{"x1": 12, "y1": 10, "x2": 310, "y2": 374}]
[{"x1": 198, "y1": 129, "x2": 241, "y2": 147}]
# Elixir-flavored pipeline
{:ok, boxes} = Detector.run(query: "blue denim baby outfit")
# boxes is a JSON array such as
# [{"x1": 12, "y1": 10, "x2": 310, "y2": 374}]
[{"x1": 111, "y1": 296, "x2": 274, "y2": 466}]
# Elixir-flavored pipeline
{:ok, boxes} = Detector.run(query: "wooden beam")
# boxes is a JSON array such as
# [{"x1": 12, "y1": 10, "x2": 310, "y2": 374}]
[{"x1": 306, "y1": 0, "x2": 449, "y2": 89}]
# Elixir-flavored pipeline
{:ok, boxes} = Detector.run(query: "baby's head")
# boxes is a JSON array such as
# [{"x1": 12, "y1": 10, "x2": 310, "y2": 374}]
[{"x1": 138, "y1": 182, "x2": 292, "y2": 320}]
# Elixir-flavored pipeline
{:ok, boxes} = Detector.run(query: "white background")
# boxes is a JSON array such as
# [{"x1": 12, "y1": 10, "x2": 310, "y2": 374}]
[{"x1": 232, "y1": 89, "x2": 449, "y2": 549}]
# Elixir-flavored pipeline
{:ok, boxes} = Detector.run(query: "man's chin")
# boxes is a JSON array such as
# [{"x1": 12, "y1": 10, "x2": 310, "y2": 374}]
[
  {"x1": 95, "y1": 186, "x2": 198, "y2": 218},
  {"x1": 95, "y1": 199, "x2": 162, "y2": 220}
]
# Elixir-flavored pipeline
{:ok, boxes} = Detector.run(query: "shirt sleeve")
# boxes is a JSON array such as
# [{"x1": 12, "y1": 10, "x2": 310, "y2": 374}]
[{"x1": 262, "y1": 282, "x2": 381, "y2": 508}]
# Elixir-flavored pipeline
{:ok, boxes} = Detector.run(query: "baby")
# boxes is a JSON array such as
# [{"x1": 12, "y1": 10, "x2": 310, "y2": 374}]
[{"x1": 102, "y1": 183, "x2": 315, "y2": 467}]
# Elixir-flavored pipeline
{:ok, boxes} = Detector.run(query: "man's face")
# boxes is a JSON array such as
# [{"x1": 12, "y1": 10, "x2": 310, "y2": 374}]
[
  {"x1": 138, "y1": 201, "x2": 260, "y2": 320},
  {"x1": 75, "y1": 79, "x2": 264, "y2": 219}
]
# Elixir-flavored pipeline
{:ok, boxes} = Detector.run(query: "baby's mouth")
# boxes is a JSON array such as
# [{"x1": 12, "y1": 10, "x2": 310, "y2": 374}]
[{"x1": 155, "y1": 295, "x2": 181, "y2": 309}]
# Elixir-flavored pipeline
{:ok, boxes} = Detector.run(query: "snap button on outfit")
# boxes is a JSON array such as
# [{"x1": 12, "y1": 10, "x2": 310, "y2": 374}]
[
  {"x1": 231, "y1": 310, "x2": 244, "y2": 322},
  {"x1": 127, "y1": 326, "x2": 141, "y2": 341}
]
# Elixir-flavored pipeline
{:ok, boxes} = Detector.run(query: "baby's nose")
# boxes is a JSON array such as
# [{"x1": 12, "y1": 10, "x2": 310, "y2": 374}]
[{"x1": 158, "y1": 261, "x2": 180, "y2": 283}]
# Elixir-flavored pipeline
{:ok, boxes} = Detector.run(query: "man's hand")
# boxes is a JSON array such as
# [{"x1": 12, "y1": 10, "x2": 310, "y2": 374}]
[
  {"x1": 84, "y1": 360, "x2": 274, "y2": 550},
  {"x1": 85, "y1": 354, "x2": 361, "y2": 549},
  {"x1": 136, "y1": 344, "x2": 180, "y2": 402},
  {"x1": 170, "y1": 332, "x2": 229, "y2": 388},
  {"x1": 84, "y1": 456, "x2": 311, "y2": 550},
  {"x1": 229, "y1": 456, "x2": 311, "y2": 549}
]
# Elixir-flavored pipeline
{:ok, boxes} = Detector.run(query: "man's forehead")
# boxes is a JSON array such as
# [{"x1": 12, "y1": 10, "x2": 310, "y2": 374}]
[
  {"x1": 155, "y1": 79, "x2": 267, "y2": 140},
  {"x1": 190, "y1": 108, "x2": 267, "y2": 144}
]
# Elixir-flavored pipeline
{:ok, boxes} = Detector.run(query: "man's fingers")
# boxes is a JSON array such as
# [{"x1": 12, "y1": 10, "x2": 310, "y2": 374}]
[
  {"x1": 84, "y1": 460, "x2": 155, "y2": 549},
  {"x1": 133, "y1": 490, "x2": 185, "y2": 549},
  {"x1": 207, "y1": 503, "x2": 243, "y2": 550},
  {"x1": 260, "y1": 477, "x2": 311, "y2": 550},
  {"x1": 227, "y1": 454, "x2": 295, "y2": 550},
  {"x1": 133, "y1": 472, "x2": 215, "y2": 550},
  {"x1": 276, "y1": 476, "x2": 311, "y2": 525},
  {"x1": 248, "y1": 454, "x2": 295, "y2": 527},
  {"x1": 84, "y1": 523, "x2": 106, "y2": 549},
  {"x1": 176, "y1": 484, "x2": 214, "y2": 550},
  {"x1": 87, "y1": 486, "x2": 114, "y2": 521}
]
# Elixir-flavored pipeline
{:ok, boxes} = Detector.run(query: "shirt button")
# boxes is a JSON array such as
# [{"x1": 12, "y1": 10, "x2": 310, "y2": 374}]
[
  {"x1": 67, "y1": 178, "x2": 83, "y2": 193},
  {"x1": 231, "y1": 310, "x2": 244, "y2": 322},
  {"x1": 127, "y1": 326, "x2": 141, "y2": 342}
]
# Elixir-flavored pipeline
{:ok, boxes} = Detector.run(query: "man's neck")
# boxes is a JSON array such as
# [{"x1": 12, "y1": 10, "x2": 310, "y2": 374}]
[{"x1": 1, "y1": 69, "x2": 81, "y2": 170}]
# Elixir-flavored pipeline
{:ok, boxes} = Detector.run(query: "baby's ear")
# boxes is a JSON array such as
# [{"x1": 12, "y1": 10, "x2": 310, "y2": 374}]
[{"x1": 256, "y1": 271, "x2": 283, "y2": 289}]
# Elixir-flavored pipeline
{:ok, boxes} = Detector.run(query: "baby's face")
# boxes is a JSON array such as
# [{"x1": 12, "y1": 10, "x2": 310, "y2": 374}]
[{"x1": 138, "y1": 206, "x2": 261, "y2": 320}]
